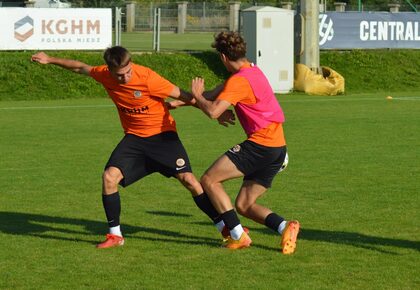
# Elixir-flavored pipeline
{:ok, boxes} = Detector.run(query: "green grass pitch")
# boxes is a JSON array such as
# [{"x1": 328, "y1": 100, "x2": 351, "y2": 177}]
[
  {"x1": 0, "y1": 92, "x2": 419, "y2": 289},
  {"x1": 120, "y1": 32, "x2": 215, "y2": 52}
]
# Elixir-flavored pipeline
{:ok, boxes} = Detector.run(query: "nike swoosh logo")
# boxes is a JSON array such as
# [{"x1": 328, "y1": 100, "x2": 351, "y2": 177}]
[{"x1": 176, "y1": 166, "x2": 187, "y2": 171}]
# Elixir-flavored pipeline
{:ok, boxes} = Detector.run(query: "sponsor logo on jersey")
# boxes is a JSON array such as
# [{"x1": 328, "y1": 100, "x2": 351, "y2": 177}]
[
  {"x1": 134, "y1": 91, "x2": 142, "y2": 98},
  {"x1": 117, "y1": 105, "x2": 149, "y2": 115}
]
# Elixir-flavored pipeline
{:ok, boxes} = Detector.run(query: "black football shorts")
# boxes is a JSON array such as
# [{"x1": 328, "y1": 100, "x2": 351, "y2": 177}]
[
  {"x1": 105, "y1": 132, "x2": 192, "y2": 187},
  {"x1": 225, "y1": 140, "x2": 287, "y2": 188}
]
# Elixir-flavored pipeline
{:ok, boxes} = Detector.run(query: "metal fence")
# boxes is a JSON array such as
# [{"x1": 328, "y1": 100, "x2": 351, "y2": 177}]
[
  {"x1": 133, "y1": 2, "x2": 177, "y2": 31},
  {"x1": 186, "y1": 2, "x2": 229, "y2": 32},
  {"x1": 329, "y1": 4, "x2": 420, "y2": 12},
  {"x1": 2, "y1": 1, "x2": 419, "y2": 32},
  {"x1": 129, "y1": 2, "x2": 230, "y2": 32},
  {"x1": 123, "y1": 2, "x2": 419, "y2": 33}
]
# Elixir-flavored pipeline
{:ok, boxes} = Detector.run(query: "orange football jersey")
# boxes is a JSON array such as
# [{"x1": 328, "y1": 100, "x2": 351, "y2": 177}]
[
  {"x1": 217, "y1": 62, "x2": 286, "y2": 147},
  {"x1": 90, "y1": 64, "x2": 177, "y2": 137}
]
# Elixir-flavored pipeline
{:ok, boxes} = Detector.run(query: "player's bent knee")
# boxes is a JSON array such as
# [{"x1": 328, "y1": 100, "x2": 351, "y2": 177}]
[
  {"x1": 235, "y1": 200, "x2": 251, "y2": 217},
  {"x1": 200, "y1": 174, "x2": 213, "y2": 190},
  {"x1": 103, "y1": 167, "x2": 123, "y2": 187},
  {"x1": 177, "y1": 172, "x2": 198, "y2": 187},
  {"x1": 235, "y1": 203, "x2": 247, "y2": 216}
]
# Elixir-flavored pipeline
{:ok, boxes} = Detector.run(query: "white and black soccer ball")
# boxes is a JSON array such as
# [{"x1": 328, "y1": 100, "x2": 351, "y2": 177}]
[{"x1": 278, "y1": 152, "x2": 289, "y2": 173}]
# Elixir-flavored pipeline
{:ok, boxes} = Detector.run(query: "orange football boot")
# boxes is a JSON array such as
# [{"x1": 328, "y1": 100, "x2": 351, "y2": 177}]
[
  {"x1": 96, "y1": 234, "x2": 125, "y2": 249},
  {"x1": 281, "y1": 221, "x2": 300, "y2": 254},
  {"x1": 223, "y1": 231, "x2": 252, "y2": 250}
]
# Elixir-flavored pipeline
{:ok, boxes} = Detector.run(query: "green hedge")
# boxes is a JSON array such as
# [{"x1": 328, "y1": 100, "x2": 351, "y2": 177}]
[
  {"x1": 1, "y1": 49, "x2": 420, "y2": 101},
  {"x1": 320, "y1": 49, "x2": 420, "y2": 93}
]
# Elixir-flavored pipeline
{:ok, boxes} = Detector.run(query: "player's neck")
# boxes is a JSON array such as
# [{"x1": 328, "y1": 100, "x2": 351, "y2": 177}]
[{"x1": 229, "y1": 59, "x2": 248, "y2": 73}]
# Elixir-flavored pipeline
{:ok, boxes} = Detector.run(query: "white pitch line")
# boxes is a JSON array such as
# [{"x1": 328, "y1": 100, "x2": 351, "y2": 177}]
[
  {"x1": 391, "y1": 97, "x2": 420, "y2": 101},
  {"x1": 280, "y1": 97, "x2": 378, "y2": 102},
  {"x1": 0, "y1": 104, "x2": 114, "y2": 110},
  {"x1": 280, "y1": 96, "x2": 420, "y2": 103},
  {"x1": 0, "y1": 97, "x2": 419, "y2": 110}
]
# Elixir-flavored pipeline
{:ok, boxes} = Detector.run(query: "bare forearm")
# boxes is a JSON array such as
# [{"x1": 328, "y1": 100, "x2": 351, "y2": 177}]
[
  {"x1": 202, "y1": 84, "x2": 224, "y2": 101},
  {"x1": 178, "y1": 90, "x2": 195, "y2": 104},
  {"x1": 32, "y1": 52, "x2": 92, "y2": 75},
  {"x1": 191, "y1": 78, "x2": 223, "y2": 118},
  {"x1": 175, "y1": 88, "x2": 221, "y2": 108},
  {"x1": 194, "y1": 93, "x2": 217, "y2": 118},
  {"x1": 167, "y1": 99, "x2": 199, "y2": 110},
  {"x1": 47, "y1": 57, "x2": 90, "y2": 74}
]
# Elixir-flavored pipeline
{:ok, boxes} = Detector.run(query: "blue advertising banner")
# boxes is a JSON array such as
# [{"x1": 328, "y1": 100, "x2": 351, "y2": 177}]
[{"x1": 319, "y1": 12, "x2": 420, "y2": 49}]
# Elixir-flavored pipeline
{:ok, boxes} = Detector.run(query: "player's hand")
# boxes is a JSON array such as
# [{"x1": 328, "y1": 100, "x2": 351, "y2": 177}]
[
  {"x1": 166, "y1": 100, "x2": 185, "y2": 110},
  {"x1": 191, "y1": 77, "x2": 205, "y2": 98},
  {"x1": 31, "y1": 52, "x2": 50, "y2": 64},
  {"x1": 217, "y1": 109, "x2": 236, "y2": 127}
]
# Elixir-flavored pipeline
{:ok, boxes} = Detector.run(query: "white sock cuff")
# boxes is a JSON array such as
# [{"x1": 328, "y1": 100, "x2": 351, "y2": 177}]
[
  {"x1": 109, "y1": 225, "x2": 122, "y2": 237},
  {"x1": 230, "y1": 224, "x2": 244, "y2": 240},
  {"x1": 215, "y1": 220, "x2": 225, "y2": 232},
  {"x1": 278, "y1": 221, "x2": 287, "y2": 235}
]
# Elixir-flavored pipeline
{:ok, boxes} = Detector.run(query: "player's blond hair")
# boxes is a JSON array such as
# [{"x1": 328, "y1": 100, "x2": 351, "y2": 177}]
[{"x1": 212, "y1": 31, "x2": 246, "y2": 61}]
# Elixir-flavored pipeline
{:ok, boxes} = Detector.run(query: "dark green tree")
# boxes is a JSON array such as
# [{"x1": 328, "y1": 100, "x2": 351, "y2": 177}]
[{"x1": 68, "y1": 0, "x2": 125, "y2": 7}]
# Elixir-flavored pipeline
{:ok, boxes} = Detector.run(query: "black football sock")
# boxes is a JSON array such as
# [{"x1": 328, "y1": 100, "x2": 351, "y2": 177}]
[
  {"x1": 221, "y1": 209, "x2": 241, "y2": 230},
  {"x1": 193, "y1": 192, "x2": 221, "y2": 223},
  {"x1": 264, "y1": 212, "x2": 285, "y2": 233},
  {"x1": 102, "y1": 192, "x2": 121, "y2": 228}
]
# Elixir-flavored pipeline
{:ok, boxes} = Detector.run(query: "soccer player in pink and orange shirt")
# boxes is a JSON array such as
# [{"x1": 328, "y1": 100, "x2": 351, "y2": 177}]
[{"x1": 191, "y1": 31, "x2": 300, "y2": 253}]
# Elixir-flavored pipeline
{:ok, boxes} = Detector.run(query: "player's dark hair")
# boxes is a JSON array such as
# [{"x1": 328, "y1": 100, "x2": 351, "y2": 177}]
[
  {"x1": 211, "y1": 31, "x2": 246, "y2": 61},
  {"x1": 103, "y1": 46, "x2": 131, "y2": 69}
]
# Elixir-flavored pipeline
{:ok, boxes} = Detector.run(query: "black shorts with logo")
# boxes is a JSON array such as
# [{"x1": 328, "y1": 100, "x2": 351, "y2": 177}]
[
  {"x1": 105, "y1": 132, "x2": 192, "y2": 187},
  {"x1": 225, "y1": 140, "x2": 287, "y2": 188}
]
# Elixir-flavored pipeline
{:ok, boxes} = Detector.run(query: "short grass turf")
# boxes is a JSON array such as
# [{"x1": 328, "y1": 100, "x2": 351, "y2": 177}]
[{"x1": 0, "y1": 92, "x2": 419, "y2": 289}]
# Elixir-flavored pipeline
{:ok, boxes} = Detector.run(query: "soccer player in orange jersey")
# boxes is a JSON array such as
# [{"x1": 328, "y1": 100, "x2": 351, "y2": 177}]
[
  {"x1": 190, "y1": 32, "x2": 300, "y2": 253},
  {"x1": 31, "y1": 46, "x2": 229, "y2": 248}
]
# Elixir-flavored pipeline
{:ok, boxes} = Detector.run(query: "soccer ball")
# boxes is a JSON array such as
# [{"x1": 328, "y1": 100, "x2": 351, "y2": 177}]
[{"x1": 278, "y1": 152, "x2": 289, "y2": 173}]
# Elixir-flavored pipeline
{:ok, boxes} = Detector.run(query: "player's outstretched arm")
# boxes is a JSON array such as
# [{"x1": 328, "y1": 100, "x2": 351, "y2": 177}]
[
  {"x1": 202, "y1": 83, "x2": 224, "y2": 101},
  {"x1": 167, "y1": 80, "x2": 234, "y2": 126},
  {"x1": 167, "y1": 87, "x2": 196, "y2": 107},
  {"x1": 31, "y1": 52, "x2": 92, "y2": 76},
  {"x1": 191, "y1": 77, "x2": 230, "y2": 119},
  {"x1": 165, "y1": 99, "x2": 186, "y2": 110},
  {"x1": 167, "y1": 82, "x2": 225, "y2": 109}
]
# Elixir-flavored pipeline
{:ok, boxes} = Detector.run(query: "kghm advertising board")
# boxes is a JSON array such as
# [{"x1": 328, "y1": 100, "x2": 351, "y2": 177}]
[{"x1": 0, "y1": 8, "x2": 112, "y2": 50}]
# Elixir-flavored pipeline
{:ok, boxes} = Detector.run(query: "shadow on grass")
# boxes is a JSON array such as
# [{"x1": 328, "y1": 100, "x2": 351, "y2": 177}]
[
  {"x1": 0, "y1": 211, "x2": 219, "y2": 247},
  {"x1": 194, "y1": 221, "x2": 420, "y2": 254},
  {"x1": 145, "y1": 210, "x2": 192, "y2": 217},
  {"x1": 298, "y1": 228, "x2": 420, "y2": 254},
  {"x1": 2, "y1": 211, "x2": 418, "y2": 253}
]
